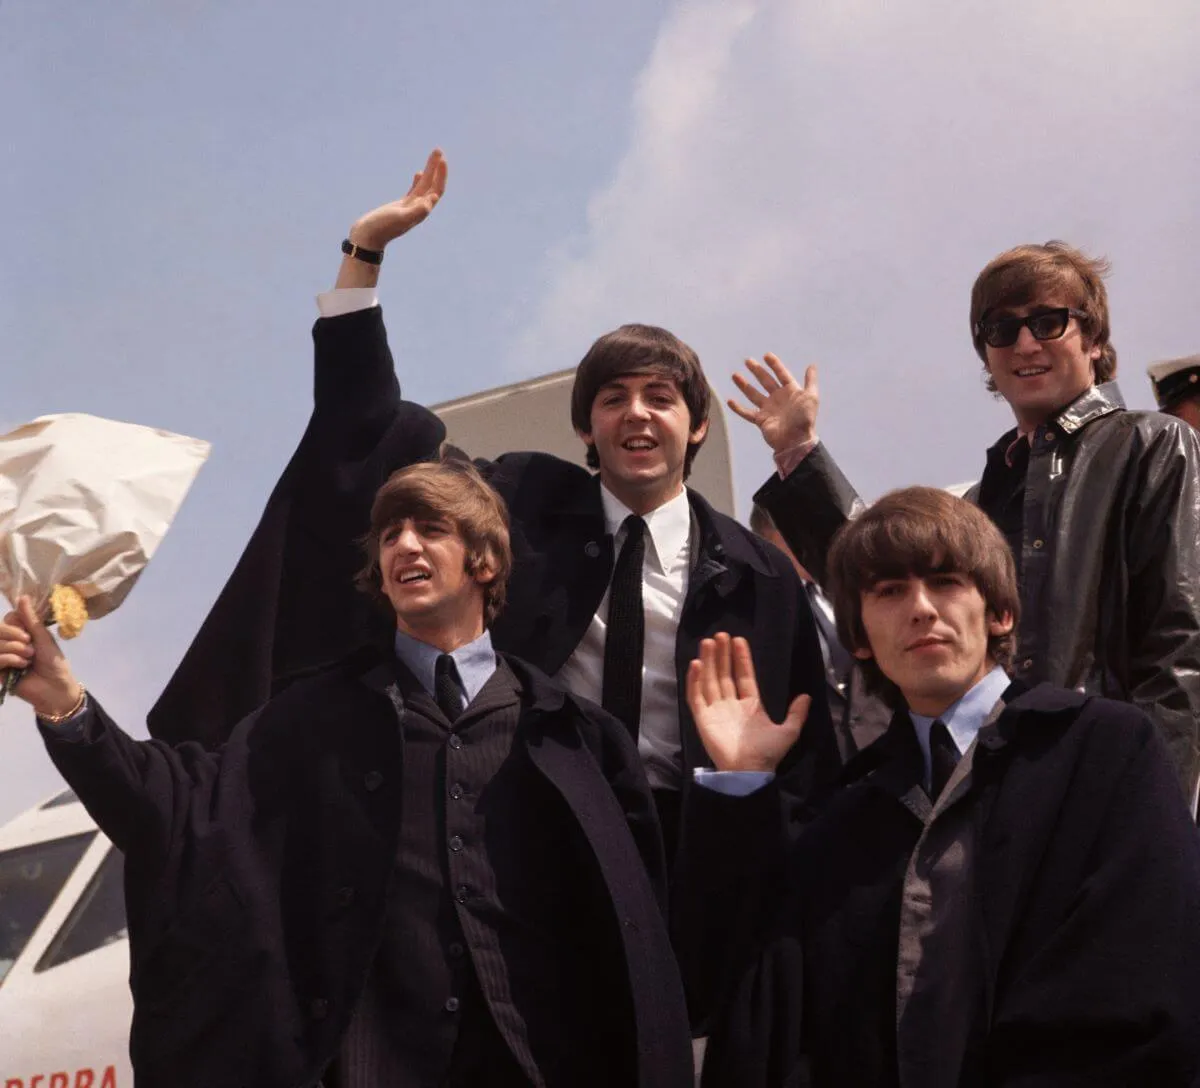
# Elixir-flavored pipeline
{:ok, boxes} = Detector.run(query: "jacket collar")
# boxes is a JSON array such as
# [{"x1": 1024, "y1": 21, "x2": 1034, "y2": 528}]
[
  {"x1": 989, "y1": 380, "x2": 1127, "y2": 455},
  {"x1": 686, "y1": 486, "x2": 777, "y2": 579},
  {"x1": 557, "y1": 472, "x2": 776, "y2": 579},
  {"x1": 1053, "y1": 381, "x2": 1125, "y2": 435}
]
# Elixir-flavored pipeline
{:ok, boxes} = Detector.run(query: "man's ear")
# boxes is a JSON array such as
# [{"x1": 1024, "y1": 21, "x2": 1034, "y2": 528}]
[
  {"x1": 470, "y1": 550, "x2": 497, "y2": 587},
  {"x1": 987, "y1": 610, "x2": 1015, "y2": 637},
  {"x1": 853, "y1": 646, "x2": 874, "y2": 662},
  {"x1": 689, "y1": 418, "x2": 710, "y2": 445},
  {"x1": 575, "y1": 428, "x2": 594, "y2": 448}
]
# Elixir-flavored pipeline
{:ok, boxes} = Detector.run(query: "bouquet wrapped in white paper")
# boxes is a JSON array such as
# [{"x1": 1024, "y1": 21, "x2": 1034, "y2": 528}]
[{"x1": 0, "y1": 413, "x2": 211, "y2": 701}]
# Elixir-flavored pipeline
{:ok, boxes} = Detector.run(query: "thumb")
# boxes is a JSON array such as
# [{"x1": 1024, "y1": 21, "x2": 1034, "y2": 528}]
[
  {"x1": 781, "y1": 693, "x2": 811, "y2": 740},
  {"x1": 17, "y1": 596, "x2": 59, "y2": 656}
]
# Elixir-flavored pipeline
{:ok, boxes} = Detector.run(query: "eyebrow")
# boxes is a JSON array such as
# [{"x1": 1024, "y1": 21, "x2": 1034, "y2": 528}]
[{"x1": 599, "y1": 377, "x2": 679, "y2": 393}]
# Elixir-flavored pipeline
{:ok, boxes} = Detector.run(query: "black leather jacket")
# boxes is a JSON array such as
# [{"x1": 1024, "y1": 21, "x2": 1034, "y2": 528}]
[{"x1": 755, "y1": 382, "x2": 1200, "y2": 798}]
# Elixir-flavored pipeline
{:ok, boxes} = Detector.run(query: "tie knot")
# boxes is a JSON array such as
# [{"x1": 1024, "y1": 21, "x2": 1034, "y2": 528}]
[{"x1": 621, "y1": 514, "x2": 646, "y2": 541}]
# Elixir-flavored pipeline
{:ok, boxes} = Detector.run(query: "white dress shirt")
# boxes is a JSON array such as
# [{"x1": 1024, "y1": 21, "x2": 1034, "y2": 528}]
[
  {"x1": 316, "y1": 290, "x2": 695, "y2": 788},
  {"x1": 556, "y1": 485, "x2": 692, "y2": 791}
]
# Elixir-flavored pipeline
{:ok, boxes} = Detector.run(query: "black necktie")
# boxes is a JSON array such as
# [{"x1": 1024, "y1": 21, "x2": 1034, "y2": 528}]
[
  {"x1": 602, "y1": 515, "x2": 647, "y2": 740},
  {"x1": 435, "y1": 654, "x2": 465, "y2": 723},
  {"x1": 929, "y1": 718, "x2": 959, "y2": 800}
]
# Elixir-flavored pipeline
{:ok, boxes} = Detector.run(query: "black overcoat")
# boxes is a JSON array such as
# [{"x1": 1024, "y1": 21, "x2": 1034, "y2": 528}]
[
  {"x1": 43, "y1": 652, "x2": 694, "y2": 1088},
  {"x1": 674, "y1": 684, "x2": 1200, "y2": 1087},
  {"x1": 149, "y1": 306, "x2": 837, "y2": 806}
]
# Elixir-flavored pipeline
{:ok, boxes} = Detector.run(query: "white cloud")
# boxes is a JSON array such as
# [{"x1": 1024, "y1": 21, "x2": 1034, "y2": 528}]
[{"x1": 511, "y1": 0, "x2": 1200, "y2": 509}]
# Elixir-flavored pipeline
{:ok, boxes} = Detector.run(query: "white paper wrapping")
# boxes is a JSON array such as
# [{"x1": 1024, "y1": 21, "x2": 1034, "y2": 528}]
[{"x1": 0, "y1": 413, "x2": 211, "y2": 620}]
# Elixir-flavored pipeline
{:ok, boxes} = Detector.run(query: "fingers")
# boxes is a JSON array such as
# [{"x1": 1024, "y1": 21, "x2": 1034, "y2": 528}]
[
  {"x1": 685, "y1": 658, "x2": 704, "y2": 716},
  {"x1": 744, "y1": 357, "x2": 781, "y2": 394},
  {"x1": 725, "y1": 396, "x2": 759, "y2": 425},
  {"x1": 802, "y1": 365, "x2": 819, "y2": 399},
  {"x1": 714, "y1": 634, "x2": 737, "y2": 703},
  {"x1": 699, "y1": 638, "x2": 723, "y2": 706},
  {"x1": 730, "y1": 371, "x2": 767, "y2": 410},
  {"x1": 762, "y1": 353, "x2": 797, "y2": 387},
  {"x1": 730, "y1": 637, "x2": 760, "y2": 703}
]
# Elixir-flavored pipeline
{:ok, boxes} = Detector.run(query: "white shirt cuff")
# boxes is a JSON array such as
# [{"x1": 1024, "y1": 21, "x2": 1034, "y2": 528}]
[
  {"x1": 315, "y1": 288, "x2": 379, "y2": 318},
  {"x1": 692, "y1": 768, "x2": 775, "y2": 796}
]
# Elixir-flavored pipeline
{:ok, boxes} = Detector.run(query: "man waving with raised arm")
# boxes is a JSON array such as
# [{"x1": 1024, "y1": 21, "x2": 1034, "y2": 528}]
[
  {"x1": 151, "y1": 149, "x2": 838, "y2": 866},
  {"x1": 734, "y1": 242, "x2": 1200, "y2": 802}
]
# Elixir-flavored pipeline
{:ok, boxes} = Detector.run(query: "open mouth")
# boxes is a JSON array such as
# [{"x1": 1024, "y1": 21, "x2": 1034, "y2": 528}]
[
  {"x1": 621, "y1": 437, "x2": 658, "y2": 452},
  {"x1": 1013, "y1": 366, "x2": 1051, "y2": 378},
  {"x1": 396, "y1": 570, "x2": 432, "y2": 585}
]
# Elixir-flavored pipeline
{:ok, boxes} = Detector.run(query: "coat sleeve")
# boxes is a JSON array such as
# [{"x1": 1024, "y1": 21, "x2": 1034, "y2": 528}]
[
  {"x1": 671, "y1": 781, "x2": 788, "y2": 1033},
  {"x1": 1121, "y1": 420, "x2": 1200, "y2": 798},
  {"x1": 985, "y1": 715, "x2": 1200, "y2": 1085},
  {"x1": 751, "y1": 443, "x2": 865, "y2": 590},
  {"x1": 147, "y1": 307, "x2": 446, "y2": 748},
  {"x1": 40, "y1": 699, "x2": 226, "y2": 872}
]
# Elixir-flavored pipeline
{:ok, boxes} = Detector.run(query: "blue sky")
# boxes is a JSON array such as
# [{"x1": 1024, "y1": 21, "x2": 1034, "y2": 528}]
[{"x1": 3, "y1": 0, "x2": 1199, "y2": 822}]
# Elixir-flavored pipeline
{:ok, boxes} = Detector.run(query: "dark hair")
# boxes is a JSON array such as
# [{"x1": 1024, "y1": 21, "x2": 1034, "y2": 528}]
[
  {"x1": 826, "y1": 487, "x2": 1020, "y2": 707},
  {"x1": 970, "y1": 240, "x2": 1116, "y2": 391},
  {"x1": 570, "y1": 323, "x2": 711, "y2": 477},
  {"x1": 357, "y1": 460, "x2": 512, "y2": 626}
]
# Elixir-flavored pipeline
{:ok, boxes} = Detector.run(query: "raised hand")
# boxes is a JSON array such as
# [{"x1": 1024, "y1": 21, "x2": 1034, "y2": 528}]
[
  {"x1": 728, "y1": 353, "x2": 819, "y2": 453},
  {"x1": 686, "y1": 633, "x2": 809, "y2": 773},
  {"x1": 347, "y1": 148, "x2": 449, "y2": 251},
  {"x1": 0, "y1": 597, "x2": 84, "y2": 720}
]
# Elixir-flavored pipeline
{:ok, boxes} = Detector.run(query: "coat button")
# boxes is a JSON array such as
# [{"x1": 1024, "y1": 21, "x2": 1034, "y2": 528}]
[
  {"x1": 448, "y1": 735, "x2": 463, "y2": 750},
  {"x1": 1032, "y1": 539, "x2": 1044, "y2": 549},
  {"x1": 1020, "y1": 658, "x2": 1034, "y2": 671},
  {"x1": 363, "y1": 771, "x2": 383, "y2": 792},
  {"x1": 455, "y1": 885, "x2": 471, "y2": 904},
  {"x1": 444, "y1": 997, "x2": 460, "y2": 1013},
  {"x1": 449, "y1": 783, "x2": 465, "y2": 800},
  {"x1": 448, "y1": 941, "x2": 465, "y2": 957},
  {"x1": 335, "y1": 886, "x2": 355, "y2": 908},
  {"x1": 584, "y1": 541, "x2": 601, "y2": 558},
  {"x1": 448, "y1": 835, "x2": 464, "y2": 852},
  {"x1": 309, "y1": 998, "x2": 329, "y2": 1020}
]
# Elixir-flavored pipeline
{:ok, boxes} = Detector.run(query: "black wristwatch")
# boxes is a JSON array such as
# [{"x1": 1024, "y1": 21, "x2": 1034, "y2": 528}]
[{"x1": 341, "y1": 238, "x2": 384, "y2": 266}]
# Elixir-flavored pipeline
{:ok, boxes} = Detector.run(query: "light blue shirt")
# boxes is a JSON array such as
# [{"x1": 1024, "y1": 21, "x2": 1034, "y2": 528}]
[
  {"x1": 908, "y1": 665, "x2": 1011, "y2": 790},
  {"x1": 393, "y1": 628, "x2": 497, "y2": 705}
]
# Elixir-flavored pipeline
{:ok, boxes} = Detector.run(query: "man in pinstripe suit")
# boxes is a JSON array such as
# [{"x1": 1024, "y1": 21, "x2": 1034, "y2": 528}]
[{"x1": 6, "y1": 460, "x2": 693, "y2": 1088}]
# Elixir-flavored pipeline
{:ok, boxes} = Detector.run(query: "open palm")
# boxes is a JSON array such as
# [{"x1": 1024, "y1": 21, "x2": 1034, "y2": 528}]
[
  {"x1": 350, "y1": 148, "x2": 449, "y2": 249},
  {"x1": 728, "y1": 353, "x2": 820, "y2": 453},
  {"x1": 686, "y1": 633, "x2": 809, "y2": 773}
]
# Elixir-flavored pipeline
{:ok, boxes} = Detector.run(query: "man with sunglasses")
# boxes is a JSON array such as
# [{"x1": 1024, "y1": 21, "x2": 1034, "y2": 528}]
[{"x1": 737, "y1": 241, "x2": 1200, "y2": 801}]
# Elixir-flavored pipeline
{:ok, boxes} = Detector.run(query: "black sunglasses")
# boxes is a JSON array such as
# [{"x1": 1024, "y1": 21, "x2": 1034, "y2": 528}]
[{"x1": 975, "y1": 307, "x2": 1087, "y2": 349}]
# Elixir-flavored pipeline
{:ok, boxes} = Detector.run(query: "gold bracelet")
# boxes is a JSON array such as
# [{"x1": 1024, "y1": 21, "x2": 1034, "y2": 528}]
[{"x1": 38, "y1": 685, "x2": 87, "y2": 724}]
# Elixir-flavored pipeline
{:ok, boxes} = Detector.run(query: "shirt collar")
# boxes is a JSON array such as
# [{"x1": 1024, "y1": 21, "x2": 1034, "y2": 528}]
[
  {"x1": 909, "y1": 665, "x2": 1011, "y2": 778},
  {"x1": 599, "y1": 483, "x2": 691, "y2": 575},
  {"x1": 392, "y1": 628, "x2": 497, "y2": 704}
]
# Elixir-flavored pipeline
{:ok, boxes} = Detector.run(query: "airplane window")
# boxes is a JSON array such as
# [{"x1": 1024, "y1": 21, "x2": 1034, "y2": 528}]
[
  {"x1": 36, "y1": 844, "x2": 128, "y2": 972},
  {"x1": 0, "y1": 832, "x2": 96, "y2": 988}
]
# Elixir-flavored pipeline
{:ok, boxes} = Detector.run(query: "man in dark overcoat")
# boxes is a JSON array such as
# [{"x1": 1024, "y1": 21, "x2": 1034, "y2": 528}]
[
  {"x1": 731, "y1": 241, "x2": 1200, "y2": 803},
  {"x1": 675, "y1": 487, "x2": 1200, "y2": 1087},
  {"x1": 147, "y1": 149, "x2": 836, "y2": 863},
  {"x1": 1, "y1": 460, "x2": 694, "y2": 1088}
]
